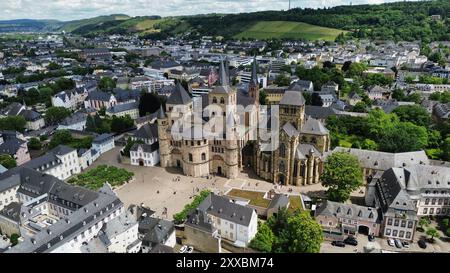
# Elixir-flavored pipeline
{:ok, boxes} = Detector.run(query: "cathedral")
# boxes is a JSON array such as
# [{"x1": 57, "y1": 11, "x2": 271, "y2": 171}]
[{"x1": 156, "y1": 57, "x2": 330, "y2": 186}]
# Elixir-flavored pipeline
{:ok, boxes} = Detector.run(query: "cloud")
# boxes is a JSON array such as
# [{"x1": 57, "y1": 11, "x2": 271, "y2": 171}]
[{"x1": 0, "y1": 0, "x2": 415, "y2": 21}]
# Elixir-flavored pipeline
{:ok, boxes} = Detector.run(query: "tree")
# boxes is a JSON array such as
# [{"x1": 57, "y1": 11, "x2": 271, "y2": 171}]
[
  {"x1": 259, "y1": 90, "x2": 267, "y2": 105},
  {"x1": 49, "y1": 130, "x2": 73, "y2": 149},
  {"x1": 418, "y1": 217, "x2": 431, "y2": 231},
  {"x1": 392, "y1": 105, "x2": 430, "y2": 127},
  {"x1": 10, "y1": 233, "x2": 20, "y2": 246},
  {"x1": 274, "y1": 74, "x2": 291, "y2": 86},
  {"x1": 351, "y1": 102, "x2": 368, "y2": 113},
  {"x1": 249, "y1": 222, "x2": 275, "y2": 253},
  {"x1": 98, "y1": 77, "x2": 116, "y2": 91},
  {"x1": 0, "y1": 116, "x2": 26, "y2": 132},
  {"x1": 138, "y1": 92, "x2": 165, "y2": 117},
  {"x1": 378, "y1": 122, "x2": 428, "y2": 153},
  {"x1": 426, "y1": 228, "x2": 439, "y2": 242},
  {"x1": 123, "y1": 138, "x2": 144, "y2": 157},
  {"x1": 98, "y1": 106, "x2": 106, "y2": 116},
  {"x1": 110, "y1": 115, "x2": 134, "y2": 134},
  {"x1": 284, "y1": 211, "x2": 323, "y2": 253},
  {"x1": 392, "y1": 88, "x2": 406, "y2": 101},
  {"x1": 321, "y1": 152, "x2": 363, "y2": 202},
  {"x1": 0, "y1": 154, "x2": 17, "y2": 169},
  {"x1": 442, "y1": 137, "x2": 450, "y2": 161},
  {"x1": 28, "y1": 137, "x2": 42, "y2": 150},
  {"x1": 45, "y1": 107, "x2": 71, "y2": 125}
]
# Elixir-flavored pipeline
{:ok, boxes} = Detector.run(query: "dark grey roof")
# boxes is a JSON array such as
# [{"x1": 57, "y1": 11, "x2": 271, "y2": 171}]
[
  {"x1": 280, "y1": 91, "x2": 305, "y2": 106},
  {"x1": 93, "y1": 133, "x2": 114, "y2": 144},
  {"x1": 0, "y1": 138, "x2": 26, "y2": 155},
  {"x1": 113, "y1": 89, "x2": 141, "y2": 103},
  {"x1": 268, "y1": 194, "x2": 289, "y2": 210},
  {"x1": 197, "y1": 193, "x2": 254, "y2": 227},
  {"x1": 305, "y1": 105, "x2": 339, "y2": 120},
  {"x1": 19, "y1": 109, "x2": 42, "y2": 121},
  {"x1": 133, "y1": 123, "x2": 158, "y2": 140},
  {"x1": 87, "y1": 91, "x2": 114, "y2": 102},
  {"x1": 166, "y1": 83, "x2": 192, "y2": 105},
  {"x1": 288, "y1": 80, "x2": 313, "y2": 91},
  {"x1": 59, "y1": 112, "x2": 87, "y2": 126},
  {"x1": 0, "y1": 202, "x2": 21, "y2": 222},
  {"x1": 139, "y1": 217, "x2": 174, "y2": 246},
  {"x1": 218, "y1": 59, "x2": 230, "y2": 87},
  {"x1": 150, "y1": 244, "x2": 174, "y2": 253},
  {"x1": 130, "y1": 143, "x2": 159, "y2": 153},
  {"x1": 250, "y1": 56, "x2": 259, "y2": 86},
  {"x1": 156, "y1": 105, "x2": 166, "y2": 119},
  {"x1": 301, "y1": 117, "x2": 329, "y2": 135},
  {"x1": 106, "y1": 101, "x2": 138, "y2": 114},
  {"x1": 295, "y1": 143, "x2": 321, "y2": 160},
  {"x1": 315, "y1": 200, "x2": 380, "y2": 223}
]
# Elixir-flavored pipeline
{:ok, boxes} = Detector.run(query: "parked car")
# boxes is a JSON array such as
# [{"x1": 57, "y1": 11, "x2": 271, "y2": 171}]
[
  {"x1": 344, "y1": 236, "x2": 358, "y2": 246},
  {"x1": 179, "y1": 245, "x2": 188, "y2": 253},
  {"x1": 402, "y1": 241, "x2": 410, "y2": 248},
  {"x1": 387, "y1": 238, "x2": 395, "y2": 247},
  {"x1": 186, "y1": 246, "x2": 194, "y2": 253},
  {"x1": 394, "y1": 239, "x2": 403, "y2": 249},
  {"x1": 368, "y1": 234, "x2": 375, "y2": 242},
  {"x1": 331, "y1": 241, "x2": 346, "y2": 247},
  {"x1": 418, "y1": 239, "x2": 427, "y2": 249}
]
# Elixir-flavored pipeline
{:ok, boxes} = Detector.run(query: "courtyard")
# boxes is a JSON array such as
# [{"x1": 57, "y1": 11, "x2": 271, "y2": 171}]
[{"x1": 86, "y1": 147, "x2": 329, "y2": 219}]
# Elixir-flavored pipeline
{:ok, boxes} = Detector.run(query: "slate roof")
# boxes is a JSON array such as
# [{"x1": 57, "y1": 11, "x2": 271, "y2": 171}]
[
  {"x1": 166, "y1": 83, "x2": 192, "y2": 105},
  {"x1": 59, "y1": 112, "x2": 87, "y2": 126},
  {"x1": 279, "y1": 91, "x2": 305, "y2": 106},
  {"x1": 197, "y1": 193, "x2": 254, "y2": 227},
  {"x1": 0, "y1": 138, "x2": 26, "y2": 155},
  {"x1": 330, "y1": 147, "x2": 430, "y2": 171},
  {"x1": 93, "y1": 133, "x2": 114, "y2": 144},
  {"x1": 0, "y1": 202, "x2": 21, "y2": 222},
  {"x1": 130, "y1": 143, "x2": 159, "y2": 153},
  {"x1": 106, "y1": 101, "x2": 138, "y2": 114},
  {"x1": 315, "y1": 200, "x2": 380, "y2": 223},
  {"x1": 139, "y1": 217, "x2": 174, "y2": 246},
  {"x1": 295, "y1": 144, "x2": 321, "y2": 160},
  {"x1": 301, "y1": 117, "x2": 329, "y2": 135},
  {"x1": 133, "y1": 123, "x2": 158, "y2": 140},
  {"x1": 87, "y1": 91, "x2": 114, "y2": 102}
]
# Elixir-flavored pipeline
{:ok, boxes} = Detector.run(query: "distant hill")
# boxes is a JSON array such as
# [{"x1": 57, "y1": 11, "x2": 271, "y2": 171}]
[
  {"x1": 59, "y1": 14, "x2": 132, "y2": 32},
  {"x1": 234, "y1": 21, "x2": 347, "y2": 41},
  {"x1": 0, "y1": 0, "x2": 447, "y2": 42}
]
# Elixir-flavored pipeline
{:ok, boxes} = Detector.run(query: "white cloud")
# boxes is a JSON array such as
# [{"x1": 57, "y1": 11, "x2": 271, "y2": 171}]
[{"x1": 0, "y1": 0, "x2": 416, "y2": 21}]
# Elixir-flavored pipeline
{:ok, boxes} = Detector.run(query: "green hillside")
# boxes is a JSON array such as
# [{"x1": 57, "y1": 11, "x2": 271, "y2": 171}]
[
  {"x1": 60, "y1": 14, "x2": 131, "y2": 32},
  {"x1": 234, "y1": 21, "x2": 347, "y2": 41}
]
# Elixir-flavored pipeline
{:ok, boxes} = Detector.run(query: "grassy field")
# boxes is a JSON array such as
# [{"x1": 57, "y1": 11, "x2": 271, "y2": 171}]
[
  {"x1": 227, "y1": 189, "x2": 271, "y2": 208},
  {"x1": 234, "y1": 21, "x2": 347, "y2": 41}
]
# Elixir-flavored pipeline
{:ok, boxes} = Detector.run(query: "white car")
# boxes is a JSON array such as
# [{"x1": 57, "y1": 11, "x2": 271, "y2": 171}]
[
  {"x1": 186, "y1": 246, "x2": 194, "y2": 253},
  {"x1": 388, "y1": 238, "x2": 395, "y2": 247},
  {"x1": 179, "y1": 245, "x2": 188, "y2": 253}
]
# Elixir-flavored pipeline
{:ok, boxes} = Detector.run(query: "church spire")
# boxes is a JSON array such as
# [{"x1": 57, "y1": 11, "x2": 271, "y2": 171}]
[
  {"x1": 218, "y1": 59, "x2": 229, "y2": 86},
  {"x1": 250, "y1": 56, "x2": 258, "y2": 86}
]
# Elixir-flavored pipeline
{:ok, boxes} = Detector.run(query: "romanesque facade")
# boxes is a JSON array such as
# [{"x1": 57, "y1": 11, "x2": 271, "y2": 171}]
[{"x1": 157, "y1": 58, "x2": 330, "y2": 185}]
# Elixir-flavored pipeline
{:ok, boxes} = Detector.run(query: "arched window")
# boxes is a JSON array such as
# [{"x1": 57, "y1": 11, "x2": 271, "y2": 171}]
[
  {"x1": 280, "y1": 143, "x2": 286, "y2": 158},
  {"x1": 220, "y1": 97, "x2": 225, "y2": 104},
  {"x1": 201, "y1": 153, "x2": 206, "y2": 161},
  {"x1": 189, "y1": 153, "x2": 193, "y2": 162},
  {"x1": 213, "y1": 97, "x2": 217, "y2": 103}
]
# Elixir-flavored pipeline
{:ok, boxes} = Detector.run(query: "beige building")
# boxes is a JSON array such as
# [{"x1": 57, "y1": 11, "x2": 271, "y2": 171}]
[{"x1": 157, "y1": 59, "x2": 330, "y2": 185}]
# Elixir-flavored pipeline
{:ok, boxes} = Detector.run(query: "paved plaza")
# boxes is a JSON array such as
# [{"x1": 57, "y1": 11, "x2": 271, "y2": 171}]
[{"x1": 86, "y1": 147, "x2": 330, "y2": 219}]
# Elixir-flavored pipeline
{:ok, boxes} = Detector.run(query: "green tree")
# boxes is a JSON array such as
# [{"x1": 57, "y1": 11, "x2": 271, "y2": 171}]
[
  {"x1": 426, "y1": 228, "x2": 440, "y2": 242},
  {"x1": 249, "y1": 222, "x2": 275, "y2": 253},
  {"x1": 442, "y1": 137, "x2": 450, "y2": 161},
  {"x1": 110, "y1": 115, "x2": 134, "y2": 133},
  {"x1": 284, "y1": 211, "x2": 323, "y2": 253},
  {"x1": 0, "y1": 154, "x2": 17, "y2": 169},
  {"x1": 378, "y1": 122, "x2": 428, "y2": 153},
  {"x1": 321, "y1": 152, "x2": 363, "y2": 202},
  {"x1": 45, "y1": 107, "x2": 71, "y2": 125},
  {"x1": 351, "y1": 102, "x2": 368, "y2": 113},
  {"x1": 138, "y1": 92, "x2": 165, "y2": 117},
  {"x1": 49, "y1": 130, "x2": 73, "y2": 149},
  {"x1": 259, "y1": 90, "x2": 267, "y2": 105},
  {"x1": 0, "y1": 116, "x2": 27, "y2": 132},
  {"x1": 274, "y1": 74, "x2": 291, "y2": 86},
  {"x1": 10, "y1": 233, "x2": 20, "y2": 246},
  {"x1": 28, "y1": 137, "x2": 42, "y2": 150},
  {"x1": 392, "y1": 88, "x2": 406, "y2": 101},
  {"x1": 392, "y1": 105, "x2": 430, "y2": 127},
  {"x1": 418, "y1": 217, "x2": 431, "y2": 231},
  {"x1": 98, "y1": 77, "x2": 116, "y2": 91}
]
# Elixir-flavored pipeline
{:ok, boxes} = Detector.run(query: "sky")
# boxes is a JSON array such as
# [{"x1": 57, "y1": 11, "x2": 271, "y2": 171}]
[{"x1": 0, "y1": 0, "x2": 415, "y2": 21}]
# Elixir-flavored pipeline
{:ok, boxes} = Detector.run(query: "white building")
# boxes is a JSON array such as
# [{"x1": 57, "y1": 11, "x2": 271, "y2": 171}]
[{"x1": 92, "y1": 134, "x2": 115, "y2": 155}]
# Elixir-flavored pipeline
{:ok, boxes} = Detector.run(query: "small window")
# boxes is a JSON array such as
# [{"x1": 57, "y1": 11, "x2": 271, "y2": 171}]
[{"x1": 189, "y1": 153, "x2": 193, "y2": 162}]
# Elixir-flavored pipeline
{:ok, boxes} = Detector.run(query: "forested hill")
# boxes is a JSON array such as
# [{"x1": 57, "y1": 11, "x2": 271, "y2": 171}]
[{"x1": 176, "y1": 0, "x2": 449, "y2": 42}]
